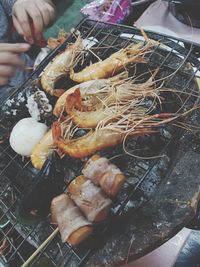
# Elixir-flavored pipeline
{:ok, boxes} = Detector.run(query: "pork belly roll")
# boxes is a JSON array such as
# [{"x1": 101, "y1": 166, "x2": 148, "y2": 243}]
[
  {"x1": 68, "y1": 175, "x2": 112, "y2": 222},
  {"x1": 82, "y1": 155, "x2": 125, "y2": 196},
  {"x1": 51, "y1": 194, "x2": 93, "y2": 245}
]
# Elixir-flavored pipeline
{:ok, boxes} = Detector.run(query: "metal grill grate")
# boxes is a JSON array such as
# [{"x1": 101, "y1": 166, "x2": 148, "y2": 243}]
[{"x1": 0, "y1": 18, "x2": 200, "y2": 267}]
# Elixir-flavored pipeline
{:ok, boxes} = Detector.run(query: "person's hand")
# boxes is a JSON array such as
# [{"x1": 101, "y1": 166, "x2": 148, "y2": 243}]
[
  {"x1": 12, "y1": 0, "x2": 56, "y2": 44},
  {"x1": 0, "y1": 43, "x2": 30, "y2": 86}
]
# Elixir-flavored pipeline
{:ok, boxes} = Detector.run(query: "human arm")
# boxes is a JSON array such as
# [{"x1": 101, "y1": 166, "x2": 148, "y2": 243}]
[
  {"x1": 0, "y1": 43, "x2": 30, "y2": 86},
  {"x1": 12, "y1": 0, "x2": 56, "y2": 44}
]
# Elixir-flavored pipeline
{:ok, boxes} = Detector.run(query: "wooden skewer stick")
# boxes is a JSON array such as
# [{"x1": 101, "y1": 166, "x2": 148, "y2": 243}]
[
  {"x1": 21, "y1": 227, "x2": 59, "y2": 267},
  {"x1": 24, "y1": 67, "x2": 35, "y2": 70},
  {"x1": 24, "y1": 65, "x2": 38, "y2": 71}
]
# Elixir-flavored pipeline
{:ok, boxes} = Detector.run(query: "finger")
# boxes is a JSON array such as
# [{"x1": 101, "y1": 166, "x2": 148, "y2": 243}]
[
  {"x1": 35, "y1": 1, "x2": 49, "y2": 26},
  {"x1": 0, "y1": 77, "x2": 9, "y2": 86},
  {"x1": 13, "y1": 9, "x2": 33, "y2": 44},
  {"x1": 12, "y1": 15, "x2": 24, "y2": 36},
  {"x1": 46, "y1": 4, "x2": 56, "y2": 25},
  {"x1": 27, "y1": 5, "x2": 44, "y2": 40},
  {"x1": 37, "y1": 2, "x2": 55, "y2": 27},
  {"x1": 0, "y1": 65, "x2": 15, "y2": 77},
  {"x1": 0, "y1": 52, "x2": 24, "y2": 67},
  {"x1": 0, "y1": 43, "x2": 30, "y2": 53},
  {"x1": 33, "y1": 2, "x2": 55, "y2": 41}
]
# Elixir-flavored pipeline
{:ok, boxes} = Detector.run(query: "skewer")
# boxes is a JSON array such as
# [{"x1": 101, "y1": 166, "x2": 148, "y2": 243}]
[
  {"x1": 24, "y1": 66, "x2": 35, "y2": 71},
  {"x1": 21, "y1": 227, "x2": 59, "y2": 267},
  {"x1": 24, "y1": 65, "x2": 39, "y2": 71}
]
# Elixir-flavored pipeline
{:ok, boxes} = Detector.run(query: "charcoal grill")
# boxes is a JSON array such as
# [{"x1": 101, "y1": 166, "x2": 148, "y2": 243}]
[{"x1": 0, "y1": 18, "x2": 200, "y2": 267}]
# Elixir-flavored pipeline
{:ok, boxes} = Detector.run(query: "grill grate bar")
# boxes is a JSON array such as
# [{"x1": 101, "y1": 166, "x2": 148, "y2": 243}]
[
  {"x1": 0, "y1": 182, "x2": 12, "y2": 198},
  {"x1": 0, "y1": 229, "x2": 23, "y2": 260},
  {"x1": 6, "y1": 226, "x2": 37, "y2": 263},
  {"x1": 0, "y1": 204, "x2": 16, "y2": 223}
]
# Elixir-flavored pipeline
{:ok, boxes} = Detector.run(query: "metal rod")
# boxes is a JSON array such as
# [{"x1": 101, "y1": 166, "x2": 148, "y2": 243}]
[{"x1": 21, "y1": 227, "x2": 59, "y2": 267}]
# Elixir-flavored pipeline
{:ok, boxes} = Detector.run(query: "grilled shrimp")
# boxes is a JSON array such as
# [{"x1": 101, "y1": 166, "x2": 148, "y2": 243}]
[
  {"x1": 65, "y1": 75, "x2": 160, "y2": 128},
  {"x1": 69, "y1": 42, "x2": 147, "y2": 83},
  {"x1": 31, "y1": 130, "x2": 55, "y2": 169},
  {"x1": 53, "y1": 80, "x2": 107, "y2": 117},
  {"x1": 52, "y1": 121, "x2": 156, "y2": 158},
  {"x1": 70, "y1": 30, "x2": 154, "y2": 83},
  {"x1": 53, "y1": 72, "x2": 128, "y2": 117},
  {"x1": 66, "y1": 88, "x2": 121, "y2": 128},
  {"x1": 52, "y1": 108, "x2": 178, "y2": 159},
  {"x1": 41, "y1": 36, "x2": 83, "y2": 97}
]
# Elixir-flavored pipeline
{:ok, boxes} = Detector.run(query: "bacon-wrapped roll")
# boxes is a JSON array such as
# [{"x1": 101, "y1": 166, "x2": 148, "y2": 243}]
[
  {"x1": 82, "y1": 155, "x2": 125, "y2": 196},
  {"x1": 68, "y1": 175, "x2": 112, "y2": 222},
  {"x1": 51, "y1": 194, "x2": 92, "y2": 245}
]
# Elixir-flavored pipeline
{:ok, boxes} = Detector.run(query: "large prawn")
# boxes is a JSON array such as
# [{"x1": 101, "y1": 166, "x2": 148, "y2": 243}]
[
  {"x1": 41, "y1": 36, "x2": 83, "y2": 97},
  {"x1": 53, "y1": 72, "x2": 128, "y2": 117},
  {"x1": 65, "y1": 75, "x2": 161, "y2": 128},
  {"x1": 52, "y1": 110, "x2": 178, "y2": 159},
  {"x1": 69, "y1": 30, "x2": 155, "y2": 83}
]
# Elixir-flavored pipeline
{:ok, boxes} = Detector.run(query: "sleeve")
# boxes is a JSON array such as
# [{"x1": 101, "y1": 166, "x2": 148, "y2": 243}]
[
  {"x1": 1, "y1": 0, "x2": 15, "y2": 16},
  {"x1": 0, "y1": 2, "x2": 10, "y2": 42}
]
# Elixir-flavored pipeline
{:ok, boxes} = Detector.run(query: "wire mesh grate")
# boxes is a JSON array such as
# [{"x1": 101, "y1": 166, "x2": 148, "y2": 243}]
[{"x1": 0, "y1": 18, "x2": 200, "y2": 266}]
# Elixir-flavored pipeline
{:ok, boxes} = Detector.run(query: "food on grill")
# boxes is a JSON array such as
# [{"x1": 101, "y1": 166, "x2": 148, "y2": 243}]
[
  {"x1": 51, "y1": 194, "x2": 93, "y2": 245},
  {"x1": 69, "y1": 30, "x2": 153, "y2": 83},
  {"x1": 52, "y1": 108, "x2": 161, "y2": 158},
  {"x1": 52, "y1": 120, "x2": 123, "y2": 158},
  {"x1": 48, "y1": 36, "x2": 66, "y2": 50},
  {"x1": 26, "y1": 90, "x2": 52, "y2": 121},
  {"x1": 31, "y1": 130, "x2": 55, "y2": 169},
  {"x1": 53, "y1": 80, "x2": 107, "y2": 117},
  {"x1": 66, "y1": 75, "x2": 158, "y2": 128},
  {"x1": 68, "y1": 175, "x2": 112, "y2": 222},
  {"x1": 47, "y1": 30, "x2": 69, "y2": 50},
  {"x1": 1, "y1": 91, "x2": 27, "y2": 118},
  {"x1": 66, "y1": 88, "x2": 120, "y2": 128},
  {"x1": 9, "y1": 118, "x2": 48, "y2": 156},
  {"x1": 83, "y1": 155, "x2": 125, "y2": 196},
  {"x1": 41, "y1": 36, "x2": 83, "y2": 97},
  {"x1": 53, "y1": 72, "x2": 127, "y2": 118},
  {"x1": 2, "y1": 17, "x2": 200, "y2": 267}
]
